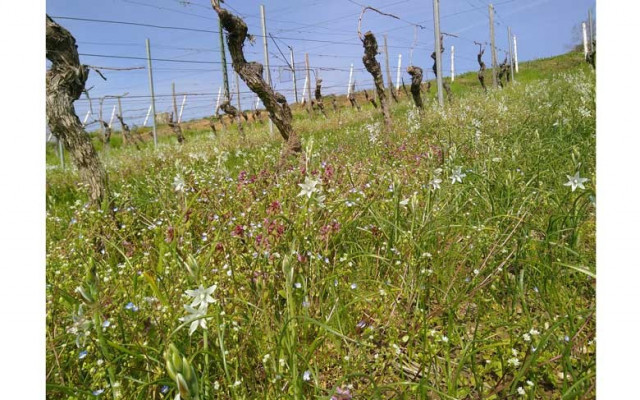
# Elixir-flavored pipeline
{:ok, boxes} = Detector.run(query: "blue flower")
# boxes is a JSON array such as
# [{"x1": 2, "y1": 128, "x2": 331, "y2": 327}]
[
  {"x1": 102, "y1": 320, "x2": 111, "y2": 328},
  {"x1": 79, "y1": 350, "x2": 88, "y2": 359},
  {"x1": 125, "y1": 302, "x2": 139, "y2": 312},
  {"x1": 160, "y1": 385, "x2": 169, "y2": 394},
  {"x1": 92, "y1": 389, "x2": 104, "y2": 396}
]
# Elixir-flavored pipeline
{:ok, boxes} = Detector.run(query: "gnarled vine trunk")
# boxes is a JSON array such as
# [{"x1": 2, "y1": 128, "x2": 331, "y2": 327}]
[
  {"x1": 211, "y1": 2, "x2": 301, "y2": 163},
  {"x1": 46, "y1": 15, "x2": 108, "y2": 206},
  {"x1": 167, "y1": 112, "x2": 186, "y2": 144},
  {"x1": 477, "y1": 46, "x2": 488, "y2": 93},
  {"x1": 363, "y1": 89, "x2": 377, "y2": 109},
  {"x1": 218, "y1": 100, "x2": 244, "y2": 135},
  {"x1": 406, "y1": 66, "x2": 424, "y2": 109},
  {"x1": 116, "y1": 115, "x2": 140, "y2": 150},
  {"x1": 314, "y1": 78, "x2": 327, "y2": 117},
  {"x1": 361, "y1": 31, "x2": 391, "y2": 132}
]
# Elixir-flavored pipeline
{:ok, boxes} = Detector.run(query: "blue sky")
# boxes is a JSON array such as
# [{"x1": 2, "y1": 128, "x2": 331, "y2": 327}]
[{"x1": 46, "y1": 0, "x2": 595, "y2": 128}]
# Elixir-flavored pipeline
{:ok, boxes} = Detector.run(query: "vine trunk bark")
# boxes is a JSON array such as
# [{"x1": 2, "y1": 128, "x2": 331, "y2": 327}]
[
  {"x1": 211, "y1": 2, "x2": 301, "y2": 164},
  {"x1": 406, "y1": 66, "x2": 424, "y2": 109},
  {"x1": 46, "y1": 15, "x2": 108, "y2": 206},
  {"x1": 361, "y1": 31, "x2": 392, "y2": 132}
]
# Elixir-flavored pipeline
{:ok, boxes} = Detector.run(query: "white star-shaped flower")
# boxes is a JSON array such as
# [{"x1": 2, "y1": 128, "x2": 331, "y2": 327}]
[
  {"x1": 450, "y1": 167, "x2": 466, "y2": 184},
  {"x1": 179, "y1": 303, "x2": 209, "y2": 336},
  {"x1": 185, "y1": 284, "x2": 217, "y2": 308},
  {"x1": 429, "y1": 177, "x2": 442, "y2": 190},
  {"x1": 563, "y1": 171, "x2": 588, "y2": 192},
  {"x1": 297, "y1": 177, "x2": 321, "y2": 198},
  {"x1": 173, "y1": 174, "x2": 185, "y2": 192}
]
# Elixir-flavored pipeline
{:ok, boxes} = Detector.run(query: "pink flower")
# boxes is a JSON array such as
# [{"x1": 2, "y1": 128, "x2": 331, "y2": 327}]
[{"x1": 331, "y1": 387, "x2": 352, "y2": 400}]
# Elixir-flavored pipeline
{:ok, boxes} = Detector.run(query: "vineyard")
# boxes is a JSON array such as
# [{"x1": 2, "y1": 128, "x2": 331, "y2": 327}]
[{"x1": 46, "y1": 31, "x2": 596, "y2": 398}]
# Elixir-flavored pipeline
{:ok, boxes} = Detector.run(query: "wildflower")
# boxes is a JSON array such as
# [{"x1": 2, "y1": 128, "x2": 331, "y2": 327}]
[
  {"x1": 441, "y1": 335, "x2": 449, "y2": 343},
  {"x1": 125, "y1": 302, "x2": 139, "y2": 312},
  {"x1": 529, "y1": 328, "x2": 540, "y2": 336},
  {"x1": 294, "y1": 282, "x2": 302, "y2": 289},
  {"x1": 563, "y1": 171, "x2": 588, "y2": 192},
  {"x1": 102, "y1": 320, "x2": 111, "y2": 329},
  {"x1": 523, "y1": 333, "x2": 531, "y2": 342},
  {"x1": 173, "y1": 174, "x2": 185, "y2": 192},
  {"x1": 79, "y1": 350, "x2": 88, "y2": 360},
  {"x1": 185, "y1": 284, "x2": 217, "y2": 308},
  {"x1": 429, "y1": 177, "x2": 442, "y2": 190},
  {"x1": 303, "y1": 370, "x2": 311, "y2": 381},
  {"x1": 298, "y1": 177, "x2": 321, "y2": 198},
  {"x1": 68, "y1": 305, "x2": 92, "y2": 347},
  {"x1": 331, "y1": 387, "x2": 353, "y2": 400},
  {"x1": 92, "y1": 389, "x2": 104, "y2": 396},
  {"x1": 399, "y1": 198, "x2": 410, "y2": 207},
  {"x1": 526, "y1": 380, "x2": 534, "y2": 387},
  {"x1": 160, "y1": 385, "x2": 169, "y2": 394},
  {"x1": 179, "y1": 304, "x2": 209, "y2": 336},
  {"x1": 350, "y1": 283, "x2": 357, "y2": 290},
  {"x1": 507, "y1": 357, "x2": 521, "y2": 367},
  {"x1": 517, "y1": 386, "x2": 525, "y2": 396},
  {"x1": 450, "y1": 167, "x2": 466, "y2": 184}
]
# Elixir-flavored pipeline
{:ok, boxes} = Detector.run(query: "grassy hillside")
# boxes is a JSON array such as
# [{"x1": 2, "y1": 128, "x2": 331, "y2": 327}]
[{"x1": 46, "y1": 51, "x2": 595, "y2": 399}]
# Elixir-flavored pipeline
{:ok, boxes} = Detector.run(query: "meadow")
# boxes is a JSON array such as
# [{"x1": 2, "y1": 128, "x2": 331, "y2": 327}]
[{"x1": 46, "y1": 51, "x2": 595, "y2": 399}]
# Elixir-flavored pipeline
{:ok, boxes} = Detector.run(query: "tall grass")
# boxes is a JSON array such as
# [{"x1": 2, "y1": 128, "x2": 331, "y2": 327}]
[{"x1": 46, "y1": 52, "x2": 595, "y2": 399}]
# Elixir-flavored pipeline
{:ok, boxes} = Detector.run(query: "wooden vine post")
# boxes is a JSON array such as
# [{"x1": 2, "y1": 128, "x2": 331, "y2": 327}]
[
  {"x1": 45, "y1": 15, "x2": 109, "y2": 206},
  {"x1": 211, "y1": 1, "x2": 301, "y2": 162},
  {"x1": 169, "y1": 82, "x2": 186, "y2": 143},
  {"x1": 431, "y1": 34, "x2": 452, "y2": 101}
]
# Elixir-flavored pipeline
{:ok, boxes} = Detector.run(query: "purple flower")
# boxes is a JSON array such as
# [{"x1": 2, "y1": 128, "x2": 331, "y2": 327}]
[
  {"x1": 125, "y1": 302, "x2": 139, "y2": 312},
  {"x1": 331, "y1": 387, "x2": 353, "y2": 400}
]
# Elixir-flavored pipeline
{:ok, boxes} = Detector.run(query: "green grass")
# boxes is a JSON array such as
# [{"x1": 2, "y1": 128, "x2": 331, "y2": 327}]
[{"x1": 46, "y1": 51, "x2": 595, "y2": 399}]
